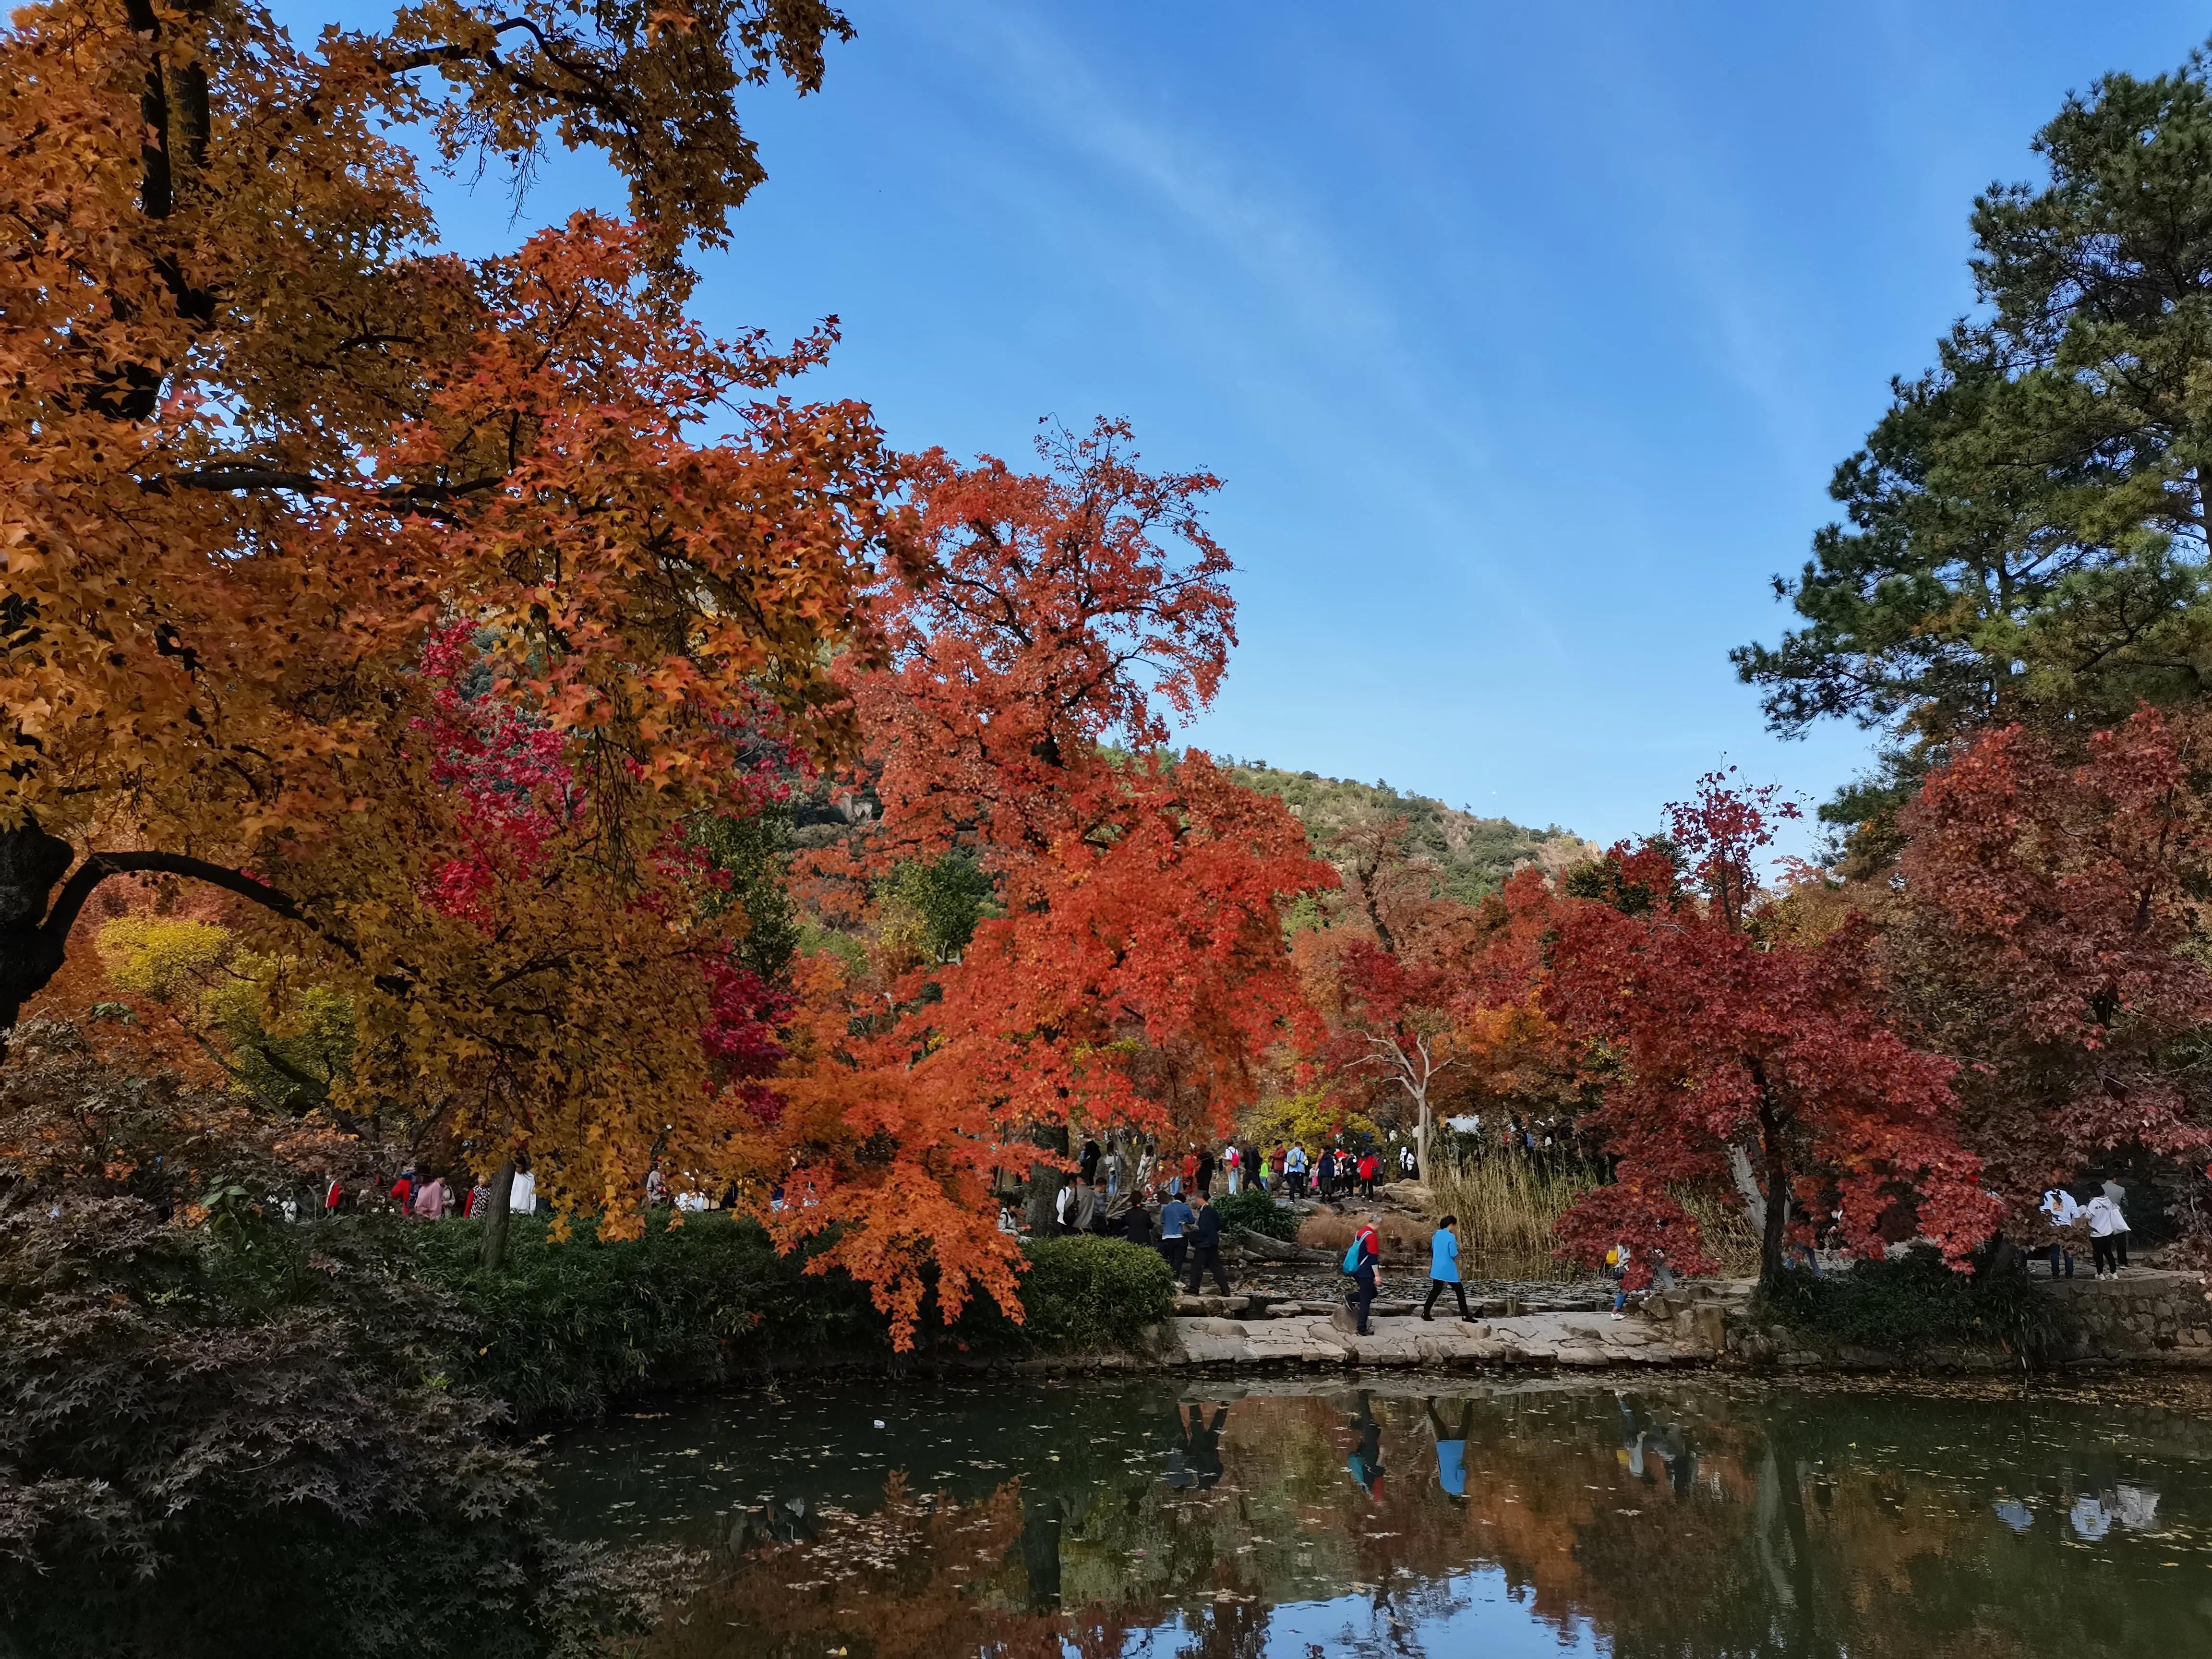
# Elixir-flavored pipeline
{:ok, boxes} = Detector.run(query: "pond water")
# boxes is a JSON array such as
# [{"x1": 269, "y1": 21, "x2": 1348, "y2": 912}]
[{"x1": 547, "y1": 1373, "x2": 2212, "y2": 1658}]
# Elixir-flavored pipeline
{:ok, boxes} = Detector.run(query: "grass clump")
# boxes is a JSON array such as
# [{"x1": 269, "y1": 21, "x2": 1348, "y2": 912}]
[
  {"x1": 1421, "y1": 1154, "x2": 1592, "y2": 1273},
  {"x1": 1420, "y1": 1154, "x2": 1762, "y2": 1281}
]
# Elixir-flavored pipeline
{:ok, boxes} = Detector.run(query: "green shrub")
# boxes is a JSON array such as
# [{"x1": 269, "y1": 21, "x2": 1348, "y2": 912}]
[
  {"x1": 417, "y1": 1212, "x2": 1176, "y2": 1423},
  {"x1": 1755, "y1": 1247, "x2": 2072, "y2": 1364},
  {"x1": 417, "y1": 1211, "x2": 909, "y2": 1424},
  {"x1": 1013, "y1": 1236, "x2": 1174, "y2": 1352},
  {"x1": 1210, "y1": 1187, "x2": 1297, "y2": 1243}
]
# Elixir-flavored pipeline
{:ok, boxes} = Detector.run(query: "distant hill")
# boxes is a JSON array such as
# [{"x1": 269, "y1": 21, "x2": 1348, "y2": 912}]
[{"x1": 1219, "y1": 759, "x2": 1599, "y2": 903}]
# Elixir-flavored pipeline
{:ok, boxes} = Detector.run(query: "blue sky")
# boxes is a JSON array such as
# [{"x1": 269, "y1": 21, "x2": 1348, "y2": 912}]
[{"x1": 289, "y1": 1, "x2": 2211, "y2": 850}]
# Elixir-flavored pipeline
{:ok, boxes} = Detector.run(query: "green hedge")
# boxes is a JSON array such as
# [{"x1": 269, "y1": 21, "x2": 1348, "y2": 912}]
[
  {"x1": 1012, "y1": 1235, "x2": 1176, "y2": 1353},
  {"x1": 416, "y1": 1212, "x2": 902, "y2": 1425},
  {"x1": 413, "y1": 1212, "x2": 1174, "y2": 1424}
]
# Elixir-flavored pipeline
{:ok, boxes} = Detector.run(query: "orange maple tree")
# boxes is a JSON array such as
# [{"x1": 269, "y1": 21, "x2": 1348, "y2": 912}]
[{"x1": 753, "y1": 422, "x2": 1335, "y2": 1342}]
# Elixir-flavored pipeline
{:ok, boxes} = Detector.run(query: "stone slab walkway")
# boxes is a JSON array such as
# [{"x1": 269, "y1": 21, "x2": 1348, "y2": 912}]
[{"x1": 1165, "y1": 1308, "x2": 1717, "y2": 1370}]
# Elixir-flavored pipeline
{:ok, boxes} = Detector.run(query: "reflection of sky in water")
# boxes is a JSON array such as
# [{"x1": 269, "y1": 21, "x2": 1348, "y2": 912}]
[
  {"x1": 1207, "y1": 1569, "x2": 1604, "y2": 1658},
  {"x1": 547, "y1": 1376, "x2": 2212, "y2": 1658}
]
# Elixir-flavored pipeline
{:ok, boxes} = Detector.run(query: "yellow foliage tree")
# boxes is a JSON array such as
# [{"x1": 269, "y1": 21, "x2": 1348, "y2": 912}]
[{"x1": 0, "y1": 0, "x2": 910, "y2": 1259}]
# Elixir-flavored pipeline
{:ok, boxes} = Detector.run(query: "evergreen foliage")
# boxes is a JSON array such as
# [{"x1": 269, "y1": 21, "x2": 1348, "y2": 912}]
[
  {"x1": 1208, "y1": 1187, "x2": 1298, "y2": 1244},
  {"x1": 1737, "y1": 46, "x2": 2212, "y2": 839}
]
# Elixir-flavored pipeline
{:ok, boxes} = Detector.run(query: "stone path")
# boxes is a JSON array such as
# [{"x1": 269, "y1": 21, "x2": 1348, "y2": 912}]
[{"x1": 1164, "y1": 1305, "x2": 1720, "y2": 1370}]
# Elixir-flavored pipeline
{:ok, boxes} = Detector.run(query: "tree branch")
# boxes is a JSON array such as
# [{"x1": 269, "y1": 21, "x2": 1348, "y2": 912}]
[{"x1": 43, "y1": 851, "x2": 303, "y2": 951}]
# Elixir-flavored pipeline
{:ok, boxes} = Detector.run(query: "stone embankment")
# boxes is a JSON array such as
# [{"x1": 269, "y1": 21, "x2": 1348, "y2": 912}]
[
  {"x1": 1162, "y1": 1283, "x2": 1742, "y2": 1370},
  {"x1": 1157, "y1": 1271, "x2": 2212, "y2": 1372}
]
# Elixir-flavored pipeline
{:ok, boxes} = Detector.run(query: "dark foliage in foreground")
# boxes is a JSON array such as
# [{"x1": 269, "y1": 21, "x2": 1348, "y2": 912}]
[{"x1": 0, "y1": 1202, "x2": 655, "y2": 1659}]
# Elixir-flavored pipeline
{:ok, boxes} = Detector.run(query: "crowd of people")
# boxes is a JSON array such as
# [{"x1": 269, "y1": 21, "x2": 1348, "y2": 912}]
[
  {"x1": 1040, "y1": 1135, "x2": 1411, "y2": 1221},
  {"x1": 1010, "y1": 1134, "x2": 1451, "y2": 1328}
]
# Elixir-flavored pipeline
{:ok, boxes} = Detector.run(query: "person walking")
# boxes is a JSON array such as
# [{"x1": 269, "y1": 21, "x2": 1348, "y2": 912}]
[
  {"x1": 1317, "y1": 1147, "x2": 1336, "y2": 1202},
  {"x1": 1422, "y1": 1214, "x2": 1471, "y2": 1321},
  {"x1": 1080, "y1": 1138, "x2": 1101, "y2": 1186},
  {"x1": 1346, "y1": 1214, "x2": 1382, "y2": 1334},
  {"x1": 2041, "y1": 1187, "x2": 2081, "y2": 1278},
  {"x1": 1101, "y1": 1146, "x2": 1122, "y2": 1199},
  {"x1": 1224, "y1": 1143, "x2": 1241, "y2": 1196},
  {"x1": 2103, "y1": 1180, "x2": 2133, "y2": 1269},
  {"x1": 1186, "y1": 1191, "x2": 1232, "y2": 1295},
  {"x1": 1286, "y1": 1142, "x2": 1308, "y2": 1200},
  {"x1": 1195, "y1": 1147, "x2": 1216, "y2": 1198},
  {"x1": 2087, "y1": 1186, "x2": 2130, "y2": 1279},
  {"x1": 1268, "y1": 1144, "x2": 1286, "y2": 1194},
  {"x1": 1159, "y1": 1189, "x2": 1193, "y2": 1279}
]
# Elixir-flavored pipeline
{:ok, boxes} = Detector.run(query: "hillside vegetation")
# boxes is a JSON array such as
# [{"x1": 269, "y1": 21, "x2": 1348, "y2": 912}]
[{"x1": 1219, "y1": 760, "x2": 1597, "y2": 902}]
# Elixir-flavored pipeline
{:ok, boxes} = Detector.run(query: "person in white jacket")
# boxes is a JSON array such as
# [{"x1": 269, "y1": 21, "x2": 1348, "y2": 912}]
[{"x1": 2085, "y1": 1189, "x2": 2128, "y2": 1279}]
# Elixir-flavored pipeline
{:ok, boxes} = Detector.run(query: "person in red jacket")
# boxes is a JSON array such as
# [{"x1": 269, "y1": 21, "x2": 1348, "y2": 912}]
[{"x1": 1357, "y1": 1151, "x2": 1380, "y2": 1199}]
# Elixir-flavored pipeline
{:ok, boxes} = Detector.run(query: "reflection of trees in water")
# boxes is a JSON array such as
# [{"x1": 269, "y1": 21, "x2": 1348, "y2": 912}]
[
  {"x1": 646, "y1": 1388, "x2": 2212, "y2": 1659},
  {"x1": 645, "y1": 1477, "x2": 1158, "y2": 1659}
]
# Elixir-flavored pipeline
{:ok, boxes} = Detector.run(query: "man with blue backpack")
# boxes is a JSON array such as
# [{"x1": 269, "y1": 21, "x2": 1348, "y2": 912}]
[{"x1": 1342, "y1": 1215, "x2": 1382, "y2": 1334}]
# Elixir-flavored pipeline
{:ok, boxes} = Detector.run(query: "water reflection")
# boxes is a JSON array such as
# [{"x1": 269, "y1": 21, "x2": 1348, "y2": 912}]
[{"x1": 546, "y1": 1376, "x2": 2212, "y2": 1658}]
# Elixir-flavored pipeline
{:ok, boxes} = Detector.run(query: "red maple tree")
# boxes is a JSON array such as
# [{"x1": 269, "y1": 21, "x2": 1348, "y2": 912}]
[
  {"x1": 1528, "y1": 773, "x2": 1995, "y2": 1287},
  {"x1": 1889, "y1": 707, "x2": 2212, "y2": 1211}
]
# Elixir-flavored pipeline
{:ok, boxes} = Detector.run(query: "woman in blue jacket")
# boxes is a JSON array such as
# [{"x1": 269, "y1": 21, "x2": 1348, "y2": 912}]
[{"x1": 1422, "y1": 1215, "x2": 1470, "y2": 1320}]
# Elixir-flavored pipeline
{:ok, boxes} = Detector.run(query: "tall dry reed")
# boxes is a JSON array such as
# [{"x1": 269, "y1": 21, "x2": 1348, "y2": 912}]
[
  {"x1": 1421, "y1": 1154, "x2": 1760, "y2": 1281},
  {"x1": 1424, "y1": 1154, "x2": 1595, "y2": 1275}
]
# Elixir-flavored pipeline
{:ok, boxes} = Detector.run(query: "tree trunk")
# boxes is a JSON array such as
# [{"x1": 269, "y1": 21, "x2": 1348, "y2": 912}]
[
  {"x1": 0, "y1": 820, "x2": 75, "y2": 1038},
  {"x1": 1416, "y1": 1098, "x2": 1431, "y2": 1186},
  {"x1": 1024, "y1": 1123, "x2": 1069, "y2": 1235},
  {"x1": 1755, "y1": 1094, "x2": 1790, "y2": 1292},
  {"x1": 477, "y1": 1160, "x2": 517, "y2": 1272}
]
